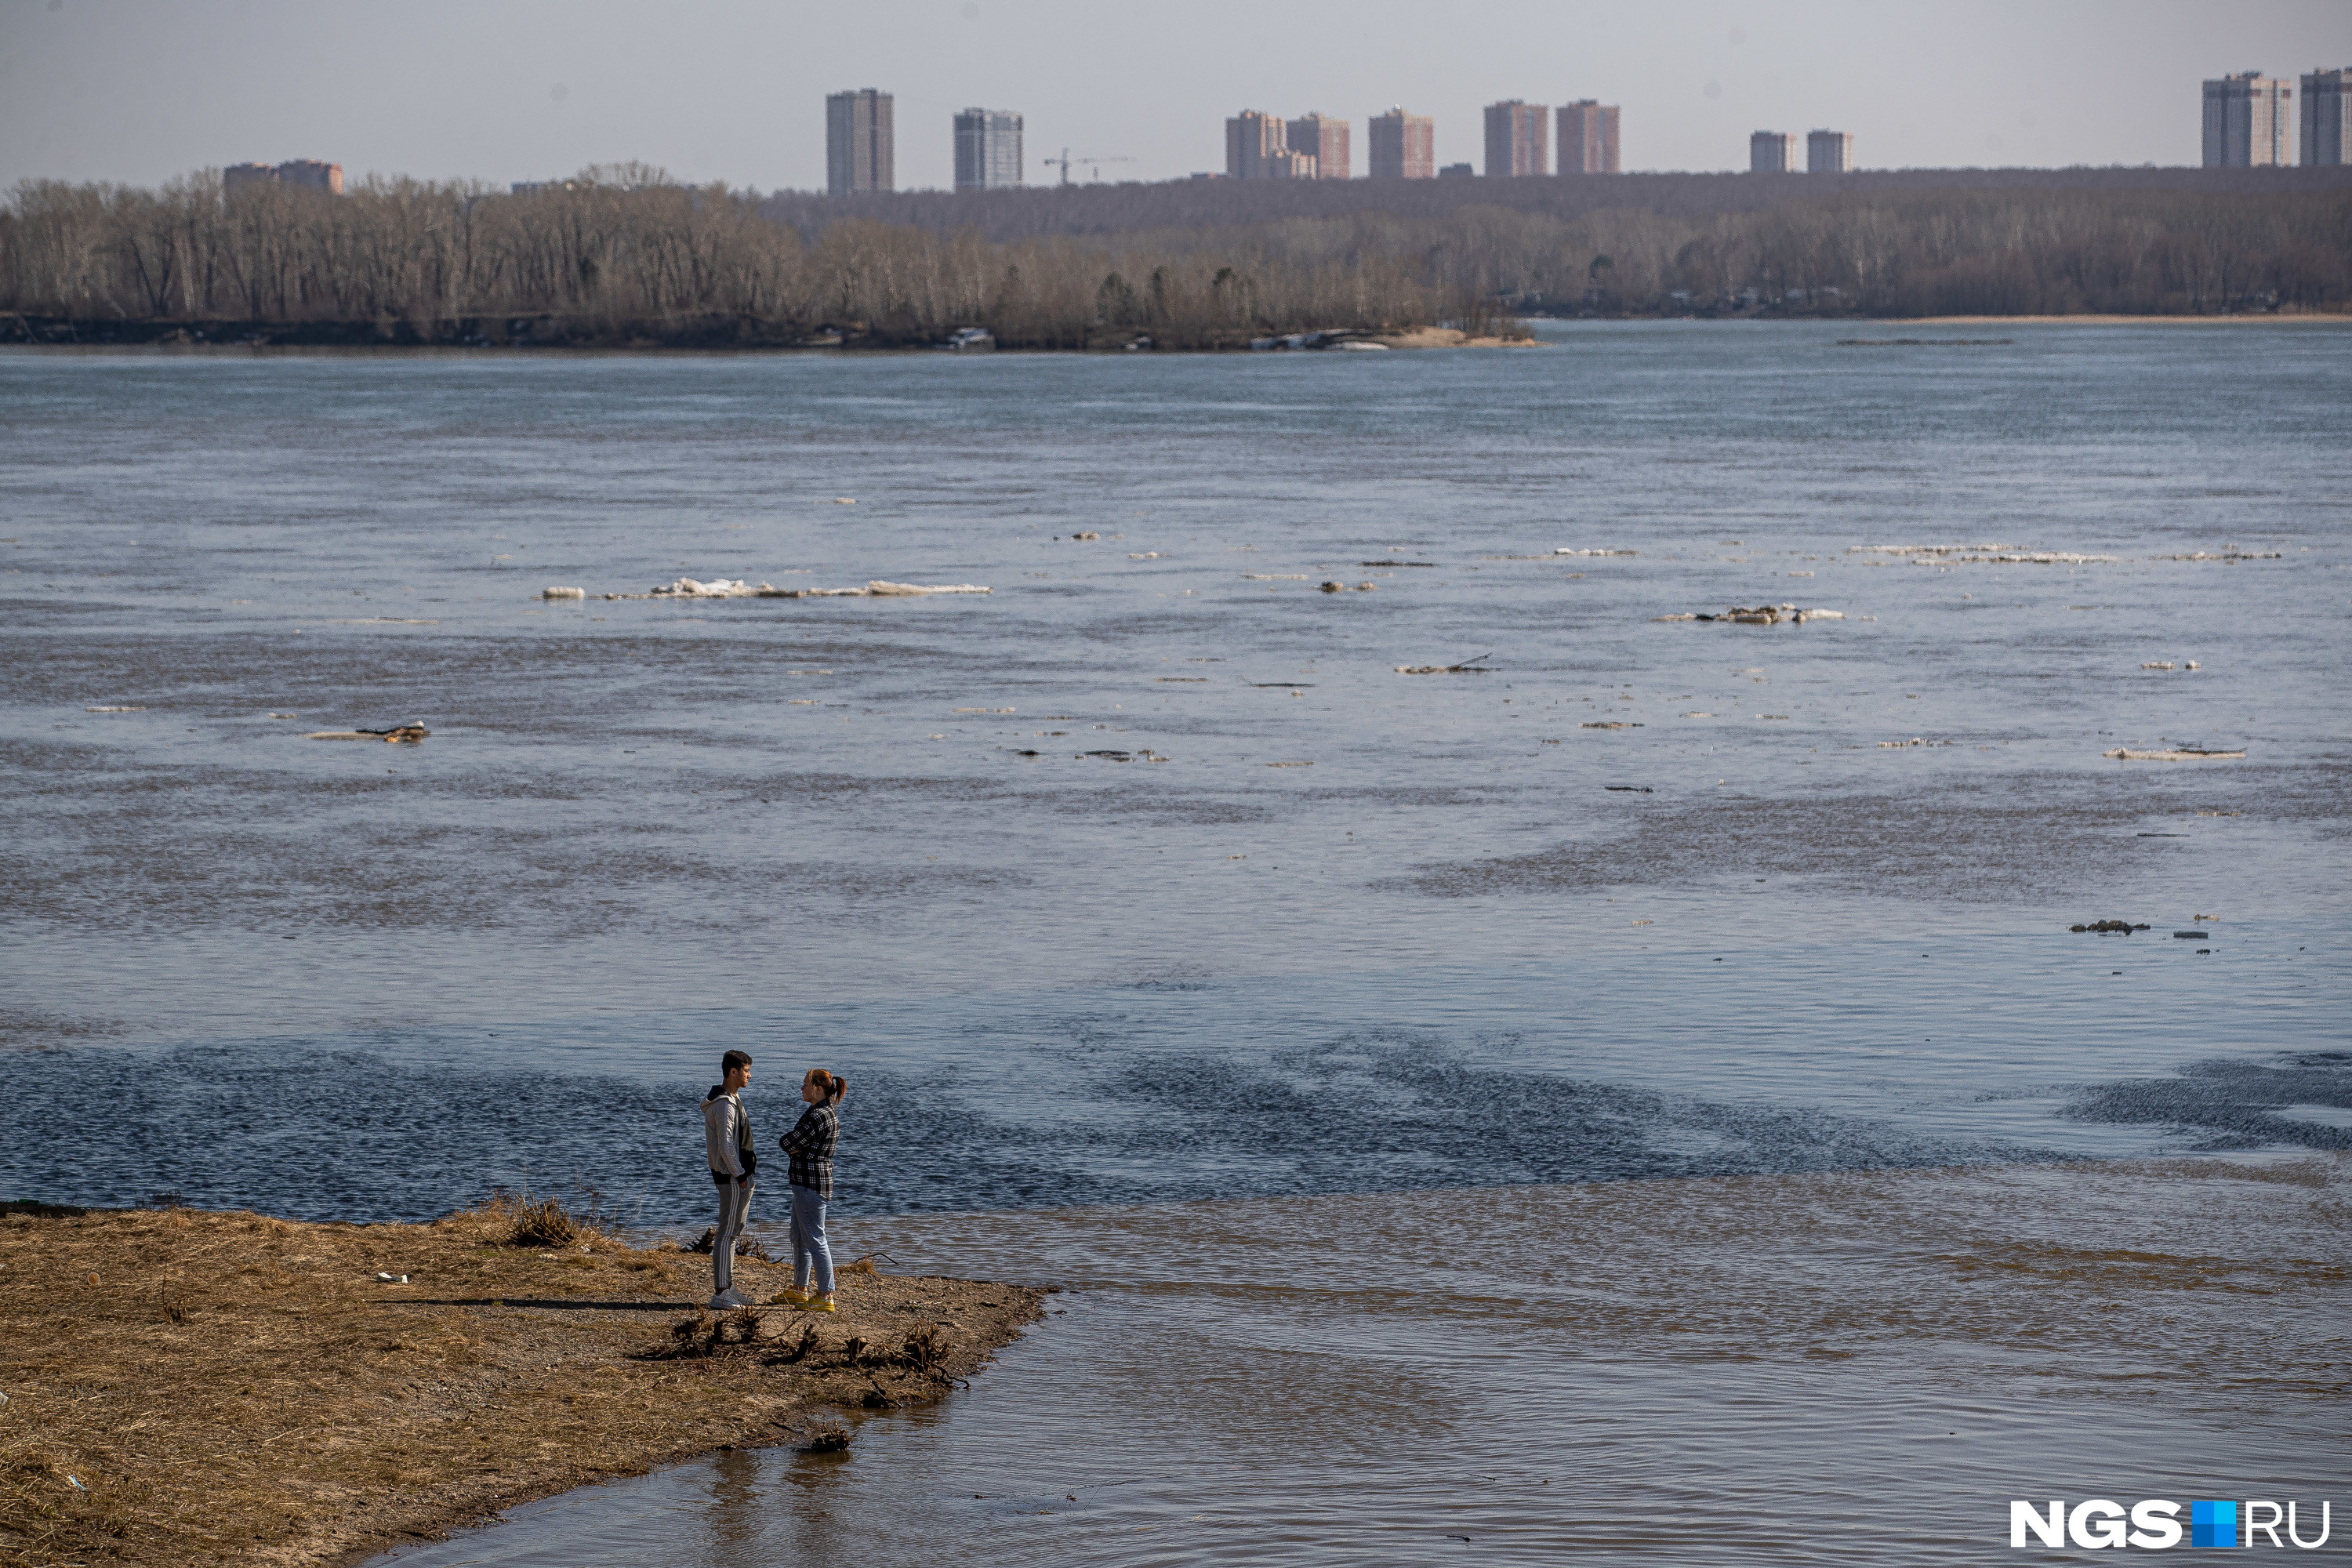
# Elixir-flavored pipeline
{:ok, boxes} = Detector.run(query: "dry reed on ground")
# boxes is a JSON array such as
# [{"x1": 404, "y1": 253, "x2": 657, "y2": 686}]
[
  {"x1": 0, "y1": 1203, "x2": 1042, "y2": 1567},
  {"x1": 686, "y1": 1227, "x2": 773, "y2": 1261}
]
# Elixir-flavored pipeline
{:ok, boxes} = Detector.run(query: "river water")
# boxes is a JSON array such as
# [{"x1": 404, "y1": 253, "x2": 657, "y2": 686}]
[{"x1": 1, "y1": 321, "x2": 2346, "y2": 1562}]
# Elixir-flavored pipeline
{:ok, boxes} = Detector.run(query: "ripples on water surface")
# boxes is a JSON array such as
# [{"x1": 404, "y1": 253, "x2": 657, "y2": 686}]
[
  {"x1": 372, "y1": 1157, "x2": 2348, "y2": 1566},
  {"x1": 1, "y1": 321, "x2": 2345, "y2": 1562}
]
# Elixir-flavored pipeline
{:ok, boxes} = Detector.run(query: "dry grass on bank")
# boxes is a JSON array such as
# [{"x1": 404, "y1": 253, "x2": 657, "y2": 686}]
[{"x1": 0, "y1": 1199, "x2": 1043, "y2": 1568}]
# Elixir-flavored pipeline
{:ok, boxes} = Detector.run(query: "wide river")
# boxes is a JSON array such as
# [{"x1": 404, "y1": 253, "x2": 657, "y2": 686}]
[{"x1": 2, "y1": 321, "x2": 2345, "y2": 1563}]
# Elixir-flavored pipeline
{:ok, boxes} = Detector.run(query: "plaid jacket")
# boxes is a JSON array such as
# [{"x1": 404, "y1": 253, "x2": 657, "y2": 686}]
[{"x1": 779, "y1": 1103, "x2": 838, "y2": 1198}]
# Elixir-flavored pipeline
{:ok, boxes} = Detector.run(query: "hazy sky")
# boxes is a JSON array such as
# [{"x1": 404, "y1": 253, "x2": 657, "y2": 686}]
[{"x1": 3, "y1": 0, "x2": 2347, "y2": 192}]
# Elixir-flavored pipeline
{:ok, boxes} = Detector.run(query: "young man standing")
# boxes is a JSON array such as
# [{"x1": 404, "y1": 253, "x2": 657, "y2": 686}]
[{"x1": 702, "y1": 1050, "x2": 757, "y2": 1309}]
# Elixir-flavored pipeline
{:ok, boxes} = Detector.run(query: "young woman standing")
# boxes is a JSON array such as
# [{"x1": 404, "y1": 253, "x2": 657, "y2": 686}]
[{"x1": 779, "y1": 1069, "x2": 845, "y2": 1311}]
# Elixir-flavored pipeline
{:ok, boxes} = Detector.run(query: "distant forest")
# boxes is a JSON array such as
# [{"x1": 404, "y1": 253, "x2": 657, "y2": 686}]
[
  {"x1": 765, "y1": 163, "x2": 2352, "y2": 243},
  {"x1": 5, "y1": 163, "x2": 2348, "y2": 349}
]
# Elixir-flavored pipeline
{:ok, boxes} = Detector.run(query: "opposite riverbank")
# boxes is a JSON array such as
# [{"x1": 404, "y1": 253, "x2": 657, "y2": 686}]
[
  {"x1": 0, "y1": 1198, "x2": 1044, "y2": 1567},
  {"x1": 12, "y1": 311, "x2": 2343, "y2": 354},
  {"x1": 5, "y1": 316, "x2": 1546, "y2": 351}
]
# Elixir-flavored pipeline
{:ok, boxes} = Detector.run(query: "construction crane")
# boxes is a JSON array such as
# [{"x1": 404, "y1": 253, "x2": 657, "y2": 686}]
[{"x1": 1043, "y1": 148, "x2": 1134, "y2": 186}]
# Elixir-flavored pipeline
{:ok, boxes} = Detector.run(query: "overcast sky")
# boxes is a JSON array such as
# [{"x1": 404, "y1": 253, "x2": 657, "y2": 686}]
[{"x1": 3, "y1": 0, "x2": 2347, "y2": 192}]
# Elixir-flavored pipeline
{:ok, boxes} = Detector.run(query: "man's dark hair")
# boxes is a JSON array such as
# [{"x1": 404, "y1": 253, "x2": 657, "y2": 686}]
[{"x1": 721, "y1": 1050, "x2": 753, "y2": 1074}]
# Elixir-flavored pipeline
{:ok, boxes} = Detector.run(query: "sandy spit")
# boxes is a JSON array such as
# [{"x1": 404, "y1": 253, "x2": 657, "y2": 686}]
[{"x1": 1374, "y1": 326, "x2": 1549, "y2": 349}]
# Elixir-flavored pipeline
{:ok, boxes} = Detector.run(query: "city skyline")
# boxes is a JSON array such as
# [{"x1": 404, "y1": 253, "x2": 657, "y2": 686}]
[{"x1": 2, "y1": 0, "x2": 2347, "y2": 191}]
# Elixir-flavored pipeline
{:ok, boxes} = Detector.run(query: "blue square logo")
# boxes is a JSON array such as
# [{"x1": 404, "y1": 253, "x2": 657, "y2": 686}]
[{"x1": 2191, "y1": 1501, "x2": 2239, "y2": 1548}]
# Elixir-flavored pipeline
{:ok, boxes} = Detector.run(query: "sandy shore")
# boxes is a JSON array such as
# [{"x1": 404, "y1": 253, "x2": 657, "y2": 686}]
[
  {"x1": 1376, "y1": 326, "x2": 1546, "y2": 348},
  {"x1": 0, "y1": 1199, "x2": 1043, "y2": 1567}
]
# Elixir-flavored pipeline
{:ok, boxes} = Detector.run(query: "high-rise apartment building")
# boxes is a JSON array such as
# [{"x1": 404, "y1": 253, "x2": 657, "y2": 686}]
[
  {"x1": 1806, "y1": 129, "x2": 1853, "y2": 173},
  {"x1": 1484, "y1": 100, "x2": 1549, "y2": 177},
  {"x1": 1261, "y1": 149, "x2": 1318, "y2": 178},
  {"x1": 223, "y1": 160, "x2": 343, "y2": 195},
  {"x1": 827, "y1": 89, "x2": 895, "y2": 195},
  {"x1": 1749, "y1": 131, "x2": 1798, "y2": 172},
  {"x1": 953, "y1": 108, "x2": 1024, "y2": 190},
  {"x1": 278, "y1": 160, "x2": 343, "y2": 194},
  {"x1": 1367, "y1": 109, "x2": 1436, "y2": 179},
  {"x1": 2303, "y1": 67, "x2": 2352, "y2": 165},
  {"x1": 1226, "y1": 109, "x2": 1287, "y2": 179},
  {"x1": 1557, "y1": 101, "x2": 1620, "y2": 174},
  {"x1": 1287, "y1": 114, "x2": 1350, "y2": 180},
  {"x1": 2202, "y1": 73, "x2": 2290, "y2": 167}
]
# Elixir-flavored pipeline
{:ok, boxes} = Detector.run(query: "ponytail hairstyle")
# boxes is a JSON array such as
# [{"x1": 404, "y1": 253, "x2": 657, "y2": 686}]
[{"x1": 804, "y1": 1068, "x2": 846, "y2": 1105}]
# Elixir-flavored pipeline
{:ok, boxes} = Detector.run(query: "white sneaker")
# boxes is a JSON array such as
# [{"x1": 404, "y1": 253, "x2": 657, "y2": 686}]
[{"x1": 709, "y1": 1290, "x2": 736, "y2": 1310}]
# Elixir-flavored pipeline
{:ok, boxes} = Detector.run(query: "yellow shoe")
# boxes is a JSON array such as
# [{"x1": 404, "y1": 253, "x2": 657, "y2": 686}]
[
  {"x1": 795, "y1": 1293, "x2": 836, "y2": 1313},
  {"x1": 775, "y1": 1287, "x2": 808, "y2": 1305}
]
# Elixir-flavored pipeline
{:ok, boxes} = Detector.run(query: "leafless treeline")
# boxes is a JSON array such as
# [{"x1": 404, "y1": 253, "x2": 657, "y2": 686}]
[
  {"x1": 0, "y1": 168, "x2": 1442, "y2": 347},
  {"x1": 1431, "y1": 188, "x2": 2352, "y2": 314},
  {"x1": 4, "y1": 166, "x2": 2347, "y2": 349},
  {"x1": 770, "y1": 163, "x2": 2352, "y2": 245}
]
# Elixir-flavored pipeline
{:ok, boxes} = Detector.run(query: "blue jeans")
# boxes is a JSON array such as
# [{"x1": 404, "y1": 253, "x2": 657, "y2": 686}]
[{"x1": 790, "y1": 1183, "x2": 834, "y2": 1294}]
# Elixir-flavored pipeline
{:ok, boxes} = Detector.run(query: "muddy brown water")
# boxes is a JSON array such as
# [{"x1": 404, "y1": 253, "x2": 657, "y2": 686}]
[{"x1": 2, "y1": 320, "x2": 2346, "y2": 1561}]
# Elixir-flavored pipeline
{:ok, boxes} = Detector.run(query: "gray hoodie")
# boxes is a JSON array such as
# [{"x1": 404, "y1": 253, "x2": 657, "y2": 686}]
[{"x1": 702, "y1": 1088, "x2": 753, "y2": 1180}]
